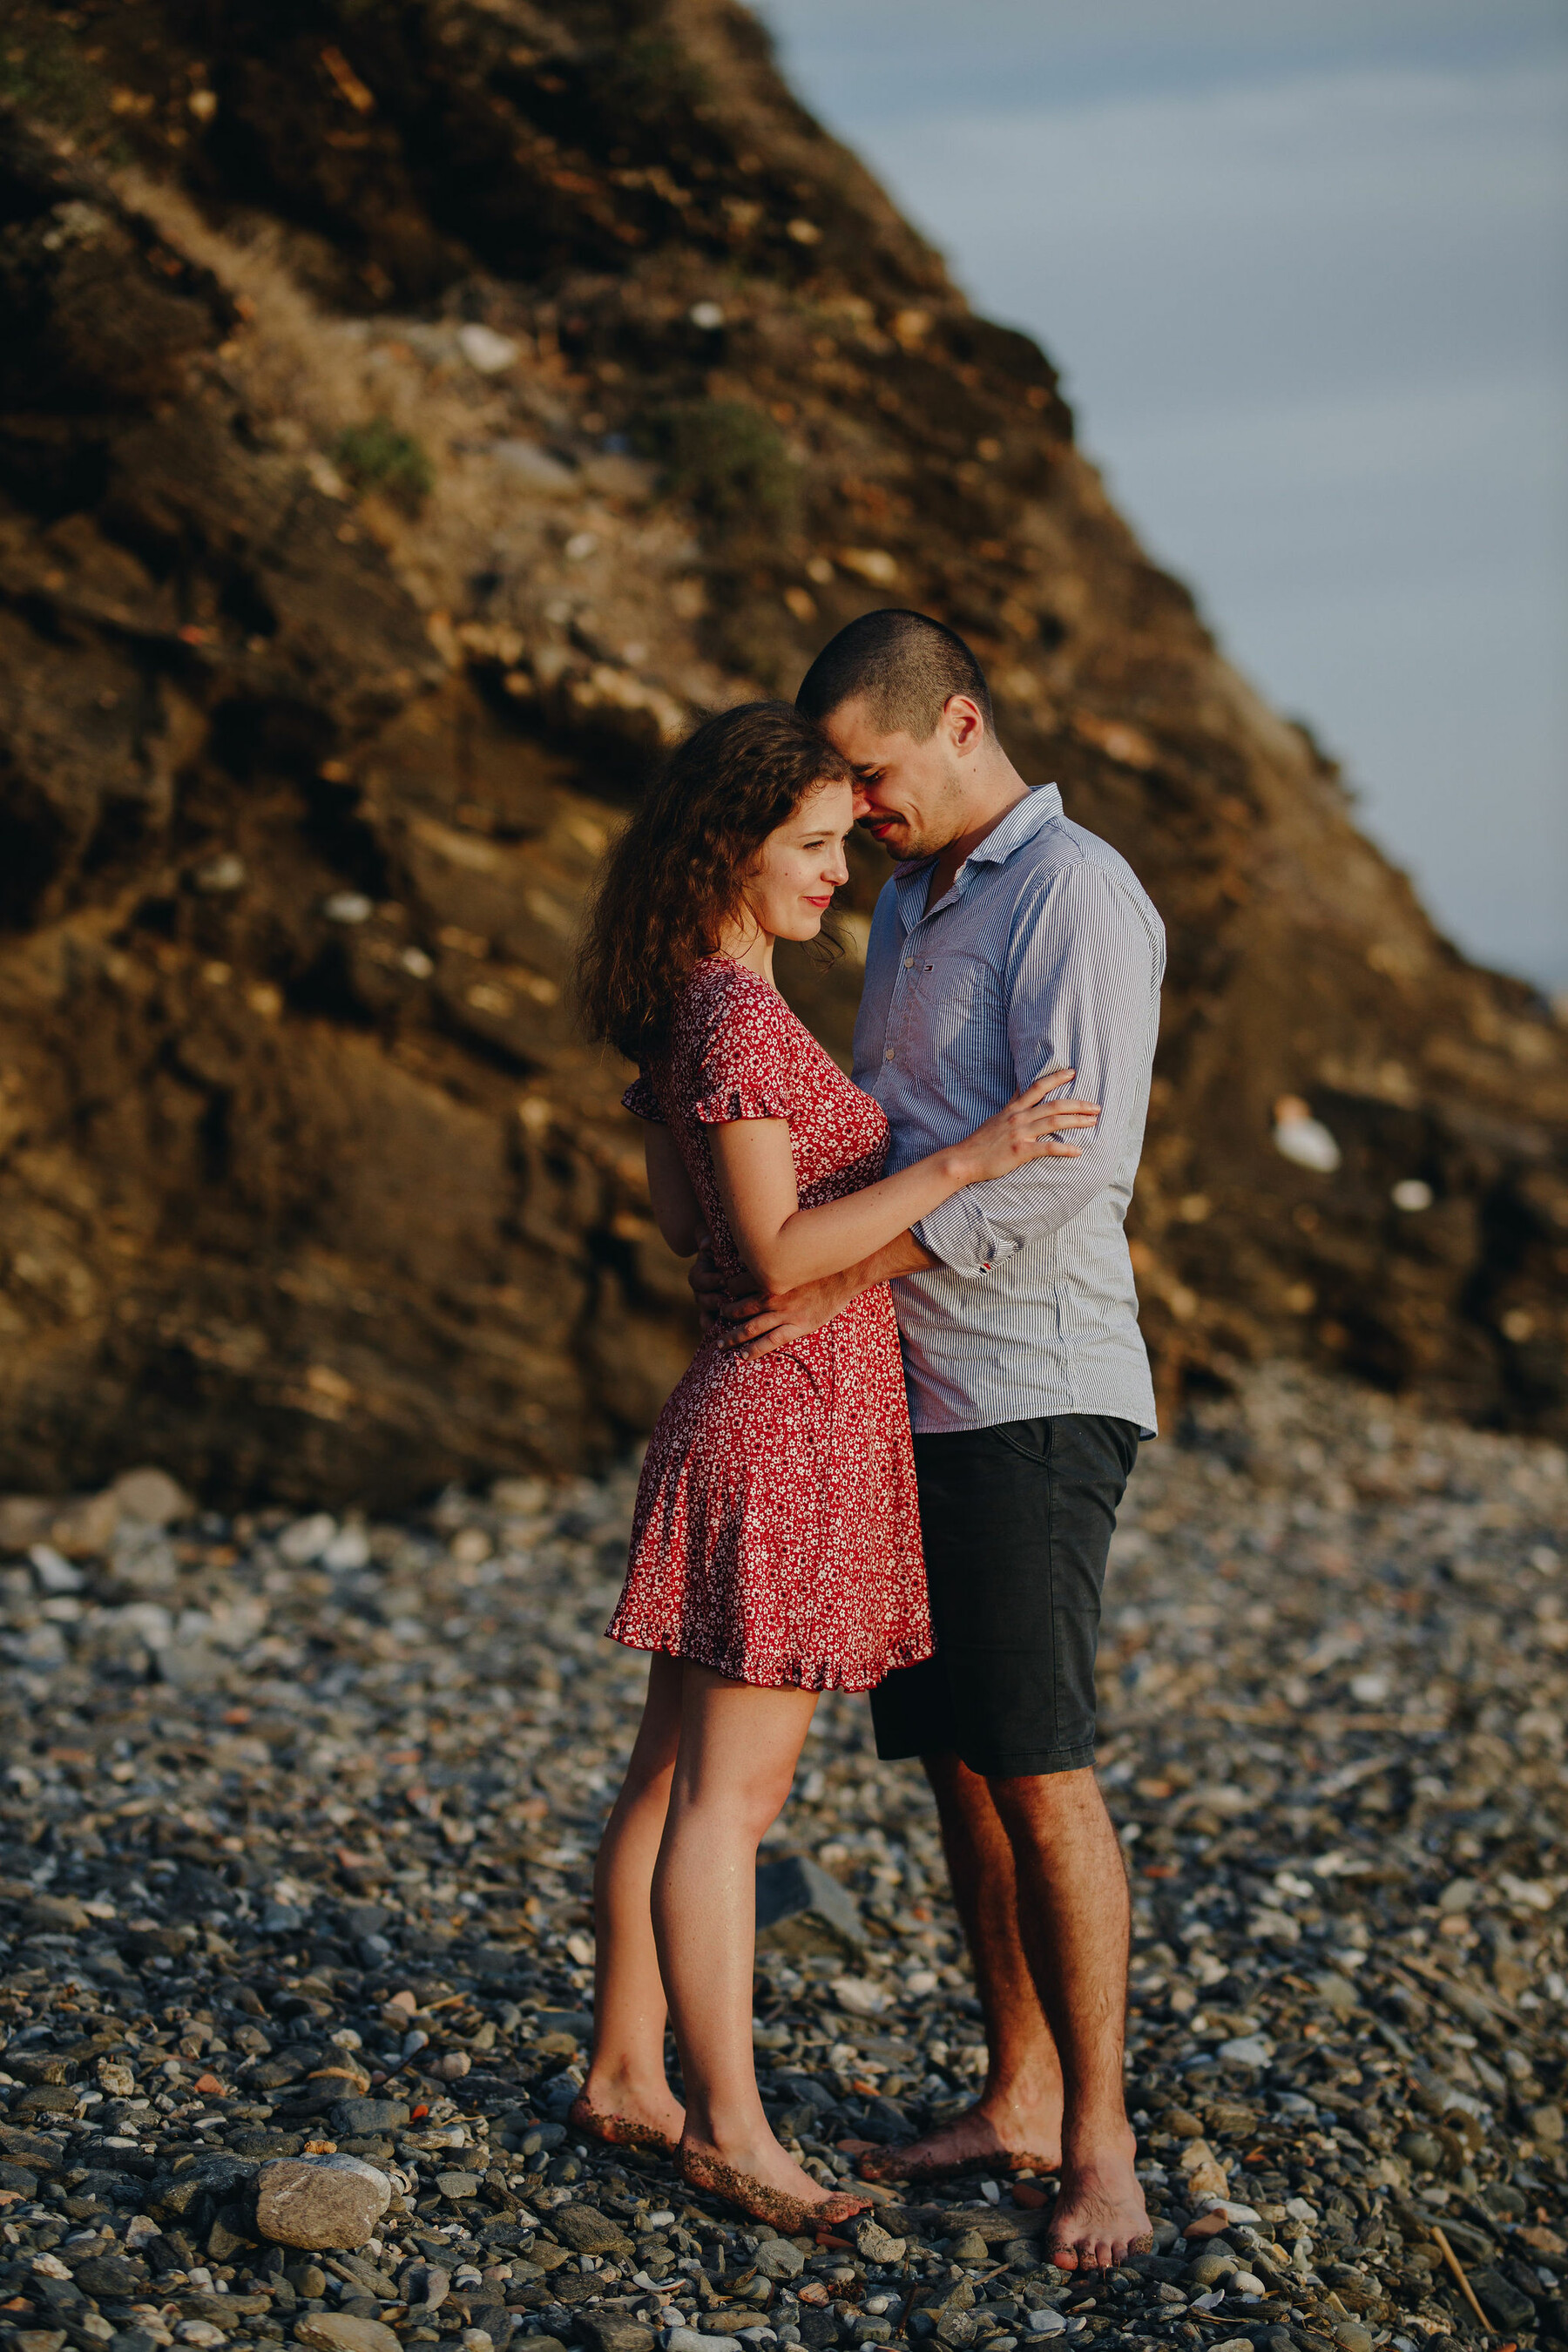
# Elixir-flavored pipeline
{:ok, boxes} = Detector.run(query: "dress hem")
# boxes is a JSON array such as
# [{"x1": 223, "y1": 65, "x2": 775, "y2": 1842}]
[{"x1": 605, "y1": 1627, "x2": 936, "y2": 1696}]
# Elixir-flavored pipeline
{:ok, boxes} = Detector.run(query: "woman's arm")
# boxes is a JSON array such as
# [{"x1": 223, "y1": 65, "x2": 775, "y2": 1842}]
[
  {"x1": 645, "y1": 1125, "x2": 704, "y2": 1257},
  {"x1": 707, "y1": 1071, "x2": 1098, "y2": 1294}
]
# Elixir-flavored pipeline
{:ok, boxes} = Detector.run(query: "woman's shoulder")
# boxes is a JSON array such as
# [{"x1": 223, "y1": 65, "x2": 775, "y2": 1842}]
[
  {"x1": 685, "y1": 955, "x2": 798, "y2": 1034},
  {"x1": 678, "y1": 956, "x2": 812, "y2": 1104}
]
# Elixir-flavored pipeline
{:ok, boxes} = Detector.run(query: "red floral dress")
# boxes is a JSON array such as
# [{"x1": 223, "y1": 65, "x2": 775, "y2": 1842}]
[{"x1": 608, "y1": 956, "x2": 932, "y2": 1691}]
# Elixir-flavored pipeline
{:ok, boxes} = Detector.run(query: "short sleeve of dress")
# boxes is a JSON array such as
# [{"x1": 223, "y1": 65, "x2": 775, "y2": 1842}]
[
  {"x1": 690, "y1": 975, "x2": 797, "y2": 1125},
  {"x1": 621, "y1": 1071, "x2": 666, "y2": 1124}
]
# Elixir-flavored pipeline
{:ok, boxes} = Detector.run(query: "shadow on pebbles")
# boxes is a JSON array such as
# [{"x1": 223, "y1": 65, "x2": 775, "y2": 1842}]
[{"x1": 0, "y1": 1367, "x2": 1563, "y2": 2352}]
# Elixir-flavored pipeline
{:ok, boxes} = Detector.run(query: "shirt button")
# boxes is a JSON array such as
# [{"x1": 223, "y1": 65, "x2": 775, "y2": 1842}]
[
  {"x1": 903, "y1": 957, "x2": 914, "y2": 968},
  {"x1": 884, "y1": 1048, "x2": 895, "y2": 1062}
]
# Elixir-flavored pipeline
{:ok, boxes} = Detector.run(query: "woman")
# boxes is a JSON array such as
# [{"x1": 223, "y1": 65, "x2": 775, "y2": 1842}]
[{"x1": 572, "y1": 702, "x2": 1098, "y2": 2228}]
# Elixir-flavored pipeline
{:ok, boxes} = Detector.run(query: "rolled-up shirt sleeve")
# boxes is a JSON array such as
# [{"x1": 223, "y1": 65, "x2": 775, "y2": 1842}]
[{"x1": 912, "y1": 863, "x2": 1160, "y2": 1277}]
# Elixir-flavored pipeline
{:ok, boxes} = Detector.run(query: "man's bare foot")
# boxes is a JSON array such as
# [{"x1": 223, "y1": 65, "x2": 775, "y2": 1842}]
[
  {"x1": 856, "y1": 2098, "x2": 1062, "y2": 2186},
  {"x1": 1044, "y1": 2132, "x2": 1151, "y2": 2272},
  {"x1": 680, "y1": 2134, "x2": 872, "y2": 2232},
  {"x1": 571, "y1": 2073, "x2": 685, "y2": 2157}
]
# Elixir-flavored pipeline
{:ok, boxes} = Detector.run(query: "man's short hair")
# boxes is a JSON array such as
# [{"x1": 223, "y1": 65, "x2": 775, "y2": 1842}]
[{"x1": 795, "y1": 608, "x2": 994, "y2": 741}]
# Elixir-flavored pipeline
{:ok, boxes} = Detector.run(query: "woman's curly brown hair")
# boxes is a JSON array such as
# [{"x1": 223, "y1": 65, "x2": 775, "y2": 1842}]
[{"x1": 578, "y1": 700, "x2": 853, "y2": 1064}]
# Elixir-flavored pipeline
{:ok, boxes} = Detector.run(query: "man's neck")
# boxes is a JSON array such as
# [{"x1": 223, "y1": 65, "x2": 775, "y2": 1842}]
[{"x1": 923, "y1": 762, "x2": 1031, "y2": 913}]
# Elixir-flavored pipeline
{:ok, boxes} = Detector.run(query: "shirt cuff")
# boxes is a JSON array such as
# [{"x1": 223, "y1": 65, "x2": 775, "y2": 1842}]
[{"x1": 914, "y1": 1193, "x2": 1015, "y2": 1279}]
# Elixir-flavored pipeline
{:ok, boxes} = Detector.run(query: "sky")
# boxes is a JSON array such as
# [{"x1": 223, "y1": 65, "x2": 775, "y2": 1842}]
[{"x1": 755, "y1": 0, "x2": 1568, "y2": 992}]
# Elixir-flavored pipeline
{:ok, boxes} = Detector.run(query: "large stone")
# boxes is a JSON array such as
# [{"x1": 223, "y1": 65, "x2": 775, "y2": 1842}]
[
  {"x1": 752, "y1": 2239, "x2": 806, "y2": 2280},
  {"x1": 253, "y1": 2158, "x2": 386, "y2": 2251},
  {"x1": 572, "y1": 2321, "x2": 655, "y2": 2352},
  {"x1": 13, "y1": 2088, "x2": 81, "y2": 2119},
  {"x1": 0, "y1": 1491, "x2": 118, "y2": 1556},
  {"x1": 72, "y1": 2256, "x2": 145, "y2": 2300},
  {"x1": 207, "y1": 2202, "x2": 260, "y2": 2264},
  {"x1": 435, "y1": 2170, "x2": 483, "y2": 2200},
  {"x1": 904, "y1": 2204, "x2": 1046, "y2": 2247},
  {"x1": 1186, "y1": 2254, "x2": 1238, "y2": 2288},
  {"x1": 152, "y1": 2153, "x2": 258, "y2": 2234},
  {"x1": 328, "y1": 2098, "x2": 409, "y2": 2136},
  {"x1": 755, "y1": 1855, "x2": 866, "y2": 1959},
  {"x1": 549, "y1": 2204, "x2": 633, "y2": 2256},
  {"x1": 1468, "y1": 2270, "x2": 1536, "y2": 2333},
  {"x1": 848, "y1": 2217, "x2": 906, "y2": 2265},
  {"x1": 399, "y1": 2263, "x2": 449, "y2": 2313},
  {"x1": 294, "y1": 2318, "x2": 402, "y2": 2352},
  {"x1": 123, "y1": 1923, "x2": 197, "y2": 1961},
  {"x1": 0, "y1": 2126, "x2": 64, "y2": 2169},
  {"x1": 112, "y1": 1468, "x2": 190, "y2": 1526},
  {"x1": 467, "y1": 2305, "x2": 516, "y2": 2349}
]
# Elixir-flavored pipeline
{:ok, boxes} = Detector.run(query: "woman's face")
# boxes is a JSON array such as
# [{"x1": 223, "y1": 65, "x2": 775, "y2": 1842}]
[{"x1": 740, "y1": 779, "x2": 854, "y2": 943}]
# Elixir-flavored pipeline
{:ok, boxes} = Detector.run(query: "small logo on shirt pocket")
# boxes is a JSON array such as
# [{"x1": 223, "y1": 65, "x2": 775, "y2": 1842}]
[{"x1": 919, "y1": 954, "x2": 995, "y2": 1064}]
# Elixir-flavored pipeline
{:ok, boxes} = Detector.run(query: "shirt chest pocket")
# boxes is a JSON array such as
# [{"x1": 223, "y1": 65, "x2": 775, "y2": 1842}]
[{"x1": 904, "y1": 950, "x2": 1000, "y2": 1075}]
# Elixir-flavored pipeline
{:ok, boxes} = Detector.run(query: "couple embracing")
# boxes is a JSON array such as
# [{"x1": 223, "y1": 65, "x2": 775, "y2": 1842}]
[{"x1": 571, "y1": 611, "x2": 1164, "y2": 2270}]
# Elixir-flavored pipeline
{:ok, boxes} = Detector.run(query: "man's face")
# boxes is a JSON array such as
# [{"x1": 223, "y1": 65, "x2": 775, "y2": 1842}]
[{"x1": 821, "y1": 692, "x2": 980, "y2": 863}]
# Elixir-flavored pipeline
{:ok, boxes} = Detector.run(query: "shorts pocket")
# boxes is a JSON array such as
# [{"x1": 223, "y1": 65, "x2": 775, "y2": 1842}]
[{"x1": 990, "y1": 1416, "x2": 1052, "y2": 1465}]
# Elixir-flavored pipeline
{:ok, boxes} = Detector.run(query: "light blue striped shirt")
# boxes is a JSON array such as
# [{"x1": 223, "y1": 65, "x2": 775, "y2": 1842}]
[{"x1": 851, "y1": 783, "x2": 1165, "y2": 1437}]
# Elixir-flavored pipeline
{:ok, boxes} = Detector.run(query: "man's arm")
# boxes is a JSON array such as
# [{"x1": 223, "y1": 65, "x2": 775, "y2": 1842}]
[
  {"x1": 713, "y1": 1228, "x2": 937, "y2": 1359},
  {"x1": 913, "y1": 862, "x2": 1159, "y2": 1276}
]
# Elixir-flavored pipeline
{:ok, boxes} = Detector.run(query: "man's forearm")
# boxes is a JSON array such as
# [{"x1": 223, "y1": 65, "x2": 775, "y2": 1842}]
[
  {"x1": 848, "y1": 1229, "x2": 939, "y2": 1294},
  {"x1": 716, "y1": 1228, "x2": 939, "y2": 1355}
]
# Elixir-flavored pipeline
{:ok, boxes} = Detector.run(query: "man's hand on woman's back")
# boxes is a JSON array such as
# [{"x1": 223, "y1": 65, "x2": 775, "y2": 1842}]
[
  {"x1": 709, "y1": 1231, "x2": 939, "y2": 1361},
  {"x1": 686, "y1": 1233, "x2": 827, "y2": 1355},
  {"x1": 686, "y1": 1233, "x2": 733, "y2": 1334}
]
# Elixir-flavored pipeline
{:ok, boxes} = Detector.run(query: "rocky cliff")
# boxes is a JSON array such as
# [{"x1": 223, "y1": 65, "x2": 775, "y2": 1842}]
[{"x1": 1, "y1": 0, "x2": 1565, "y2": 1504}]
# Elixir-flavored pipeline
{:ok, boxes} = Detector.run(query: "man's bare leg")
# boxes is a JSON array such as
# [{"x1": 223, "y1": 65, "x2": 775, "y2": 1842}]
[
  {"x1": 990, "y1": 1767, "x2": 1149, "y2": 2270},
  {"x1": 860, "y1": 1752, "x2": 1064, "y2": 2182}
]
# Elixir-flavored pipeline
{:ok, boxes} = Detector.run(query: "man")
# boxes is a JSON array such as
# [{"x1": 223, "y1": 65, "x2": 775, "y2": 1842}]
[{"x1": 709, "y1": 610, "x2": 1163, "y2": 2271}]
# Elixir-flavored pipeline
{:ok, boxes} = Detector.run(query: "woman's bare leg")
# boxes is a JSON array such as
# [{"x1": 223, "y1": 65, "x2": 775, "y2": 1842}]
[
  {"x1": 577, "y1": 1653, "x2": 686, "y2": 2146},
  {"x1": 652, "y1": 1664, "x2": 869, "y2": 2221}
]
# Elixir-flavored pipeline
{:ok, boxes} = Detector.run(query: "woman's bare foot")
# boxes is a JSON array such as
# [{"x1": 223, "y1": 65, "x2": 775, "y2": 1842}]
[
  {"x1": 1044, "y1": 2131, "x2": 1151, "y2": 2272},
  {"x1": 857, "y1": 2096, "x2": 1062, "y2": 2185},
  {"x1": 571, "y1": 2073, "x2": 686, "y2": 2157},
  {"x1": 680, "y1": 2134, "x2": 872, "y2": 2232}
]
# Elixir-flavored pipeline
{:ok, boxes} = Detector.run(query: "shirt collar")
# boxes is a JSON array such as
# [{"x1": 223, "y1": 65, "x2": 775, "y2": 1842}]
[
  {"x1": 894, "y1": 782, "x2": 1064, "y2": 921},
  {"x1": 963, "y1": 781, "x2": 1063, "y2": 867}
]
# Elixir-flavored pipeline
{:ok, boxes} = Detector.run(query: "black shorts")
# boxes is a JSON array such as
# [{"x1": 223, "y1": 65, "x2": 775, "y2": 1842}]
[{"x1": 870, "y1": 1412, "x2": 1140, "y2": 1779}]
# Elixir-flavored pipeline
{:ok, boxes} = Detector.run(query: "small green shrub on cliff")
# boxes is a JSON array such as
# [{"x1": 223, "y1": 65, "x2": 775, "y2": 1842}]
[
  {"x1": 332, "y1": 416, "x2": 433, "y2": 512},
  {"x1": 605, "y1": 35, "x2": 713, "y2": 125},
  {"x1": 639, "y1": 400, "x2": 797, "y2": 534},
  {"x1": 0, "y1": 16, "x2": 120, "y2": 147}
]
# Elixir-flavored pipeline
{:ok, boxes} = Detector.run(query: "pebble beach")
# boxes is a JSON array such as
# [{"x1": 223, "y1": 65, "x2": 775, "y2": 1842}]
[{"x1": 0, "y1": 1365, "x2": 1563, "y2": 2352}]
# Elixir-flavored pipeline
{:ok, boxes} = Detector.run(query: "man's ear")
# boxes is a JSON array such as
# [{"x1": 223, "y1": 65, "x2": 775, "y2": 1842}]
[{"x1": 943, "y1": 693, "x2": 988, "y2": 757}]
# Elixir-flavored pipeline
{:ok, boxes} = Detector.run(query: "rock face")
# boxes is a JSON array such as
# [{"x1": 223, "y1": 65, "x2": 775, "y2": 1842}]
[{"x1": 0, "y1": 3, "x2": 1565, "y2": 1502}]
